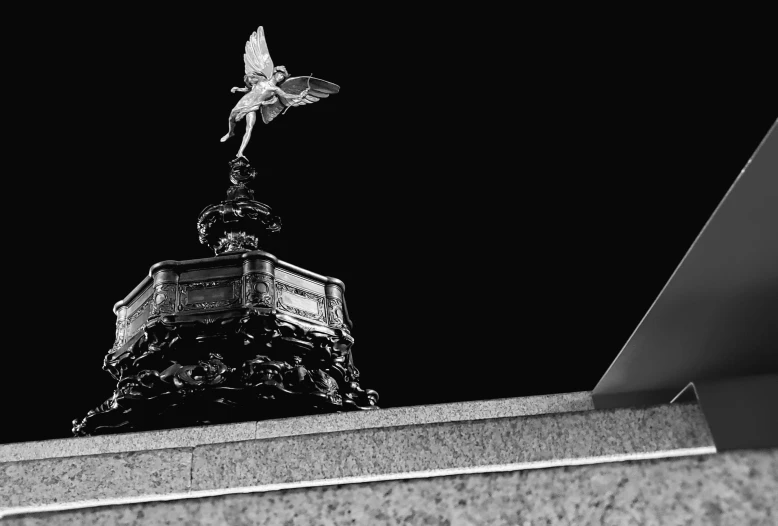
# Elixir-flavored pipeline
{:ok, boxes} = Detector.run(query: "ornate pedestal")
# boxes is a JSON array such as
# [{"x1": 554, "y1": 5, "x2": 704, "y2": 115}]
[{"x1": 73, "y1": 160, "x2": 377, "y2": 436}]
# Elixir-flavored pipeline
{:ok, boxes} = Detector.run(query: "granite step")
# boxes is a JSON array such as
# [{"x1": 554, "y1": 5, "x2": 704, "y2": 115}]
[
  {"x1": 5, "y1": 449, "x2": 775, "y2": 525},
  {"x1": 0, "y1": 393, "x2": 717, "y2": 518}
]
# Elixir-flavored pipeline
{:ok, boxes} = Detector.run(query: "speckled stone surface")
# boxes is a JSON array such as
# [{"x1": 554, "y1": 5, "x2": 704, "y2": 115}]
[
  {"x1": 192, "y1": 403, "x2": 713, "y2": 491},
  {"x1": 0, "y1": 392, "x2": 592, "y2": 463},
  {"x1": 0, "y1": 402, "x2": 710, "y2": 513},
  {"x1": 7, "y1": 449, "x2": 776, "y2": 525},
  {"x1": 0, "y1": 422, "x2": 256, "y2": 463},
  {"x1": 254, "y1": 391, "x2": 594, "y2": 441},
  {"x1": 0, "y1": 448, "x2": 192, "y2": 509}
]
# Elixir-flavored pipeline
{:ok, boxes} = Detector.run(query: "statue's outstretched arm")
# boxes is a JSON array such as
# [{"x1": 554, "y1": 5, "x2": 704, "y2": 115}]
[
  {"x1": 230, "y1": 86, "x2": 250, "y2": 93},
  {"x1": 271, "y1": 86, "x2": 307, "y2": 99}
]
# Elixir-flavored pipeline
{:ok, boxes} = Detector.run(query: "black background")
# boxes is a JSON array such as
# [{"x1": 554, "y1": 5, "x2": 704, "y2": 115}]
[{"x1": 3, "y1": 9, "x2": 776, "y2": 443}]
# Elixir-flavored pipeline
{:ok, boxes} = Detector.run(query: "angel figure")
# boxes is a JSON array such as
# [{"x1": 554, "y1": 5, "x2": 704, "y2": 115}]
[{"x1": 220, "y1": 26, "x2": 341, "y2": 160}]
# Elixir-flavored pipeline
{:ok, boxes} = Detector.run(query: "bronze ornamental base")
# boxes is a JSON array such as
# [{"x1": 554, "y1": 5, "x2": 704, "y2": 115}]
[{"x1": 73, "y1": 251, "x2": 378, "y2": 436}]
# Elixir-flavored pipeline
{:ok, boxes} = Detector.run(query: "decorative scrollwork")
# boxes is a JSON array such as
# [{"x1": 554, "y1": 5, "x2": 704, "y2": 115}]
[
  {"x1": 127, "y1": 297, "x2": 152, "y2": 324},
  {"x1": 113, "y1": 318, "x2": 127, "y2": 350},
  {"x1": 275, "y1": 280, "x2": 327, "y2": 323},
  {"x1": 327, "y1": 298, "x2": 346, "y2": 328},
  {"x1": 178, "y1": 279, "x2": 242, "y2": 312},
  {"x1": 215, "y1": 231, "x2": 259, "y2": 254},
  {"x1": 228, "y1": 157, "x2": 257, "y2": 185},
  {"x1": 245, "y1": 272, "x2": 274, "y2": 308},
  {"x1": 196, "y1": 162, "x2": 282, "y2": 257},
  {"x1": 73, "y1": 311, "x2": 378, "y2": 436},
  {"x1": 150, "y1": 283, "x2": 177, "y2": 316},
  {"x1": 118, "y1": 296, "x2": 153, "y2": 345},
  {"x1": 160, "y1": 354, "x2": 234, "y2": 388}
]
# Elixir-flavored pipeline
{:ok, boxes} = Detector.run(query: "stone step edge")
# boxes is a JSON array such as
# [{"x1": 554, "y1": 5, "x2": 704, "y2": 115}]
[
  {"x1": 0, "y1": 445, "x2": 717, "y2": 519},
  {"x1": 0, "y1": 391, "x2": 594, "y2": 463}
]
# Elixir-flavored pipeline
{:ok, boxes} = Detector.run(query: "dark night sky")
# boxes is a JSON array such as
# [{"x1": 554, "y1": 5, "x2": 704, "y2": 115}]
[{"x1": 3, "y1": 10, "x2": 776, "y2": 443}]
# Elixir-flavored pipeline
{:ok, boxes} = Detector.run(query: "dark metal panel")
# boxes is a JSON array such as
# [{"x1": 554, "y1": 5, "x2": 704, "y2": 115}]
[{"x1": 593, "y1": 120, "x2": 778, "y2": 407}]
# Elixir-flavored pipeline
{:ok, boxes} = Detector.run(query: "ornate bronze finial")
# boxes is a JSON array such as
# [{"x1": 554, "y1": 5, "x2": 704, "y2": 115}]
[
  {"x1": 227, "y1": 157, "x2": 256, "y2": 199},
  {"x1": 197, "y1": 158, "x2": 282, "y2": 256}
]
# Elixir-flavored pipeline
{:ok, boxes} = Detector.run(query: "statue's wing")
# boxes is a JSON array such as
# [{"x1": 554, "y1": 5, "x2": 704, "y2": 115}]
[
  {"x1": 260, "y1": 77, "x2": 340, "y2": 124},
  {"x1": 243, "y1": 26, "x2": 274, "y2": 80}
]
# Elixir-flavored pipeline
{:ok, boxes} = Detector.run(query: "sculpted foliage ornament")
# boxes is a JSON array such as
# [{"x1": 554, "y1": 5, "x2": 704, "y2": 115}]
[
  {"x1": 74, "y1": 310, "x2": 378, "y2": 436},
  {"x1": 245, "y1": 273, "x2": 274, "y2": 307}
]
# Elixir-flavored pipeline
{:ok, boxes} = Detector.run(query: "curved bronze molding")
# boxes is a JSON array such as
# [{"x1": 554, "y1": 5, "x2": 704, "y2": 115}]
[
  {"x1": 116, "y1": 251, "x2": 350, "y2": 330},
  {"x1": 74, "y1": 310, "x2": 378, "y2": 436}
]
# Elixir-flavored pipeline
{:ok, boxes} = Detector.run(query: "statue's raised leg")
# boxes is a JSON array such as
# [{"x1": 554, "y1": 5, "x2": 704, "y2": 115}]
[{"x1": 220, "y1": 116, "x2": 237, "y2": 142}]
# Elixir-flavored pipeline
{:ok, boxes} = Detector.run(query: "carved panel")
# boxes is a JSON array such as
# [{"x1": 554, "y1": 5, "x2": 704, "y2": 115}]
[
  {"x1": 178, "y1": 279, "x2": 242, "y2": 312},
  {"x1": 327, "y1": 298, "x2": 346, "y2": 329},
  {"x1": 113, "y1": 318, "x2": 127, "y2": 349},
  {"x1": 276, "y1": 280, "x2": 326, "y2": 323},
  {"x1": 245, "y1": 272, "x2": 274, "y2": 308},
  {"x1": 125, "y1": 296, "x2": 152, "y2": 341},
  {"x1": 150, "y1": 283, "x2": 177, "y2": 316},
  {"x1": 128, "y1": 297, "x2": 151, "y2": 324}
]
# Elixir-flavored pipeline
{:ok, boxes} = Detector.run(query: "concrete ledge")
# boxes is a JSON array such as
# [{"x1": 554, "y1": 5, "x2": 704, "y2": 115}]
[
  {"x1": 8, "y1": 449, "x2": 773, "y2": 525},
  {"x1": 189, "y1": 403, "x2": 713, "y2": 492},
  {"x1": 0, "y1": 448, "x2": 192, "y2": 512},
  {"x1": 0, "y1": 391, "x2": 593, "y2": 463},
  {"x1": 0, "y1": 399, "x2": 713, "y2": 515}
]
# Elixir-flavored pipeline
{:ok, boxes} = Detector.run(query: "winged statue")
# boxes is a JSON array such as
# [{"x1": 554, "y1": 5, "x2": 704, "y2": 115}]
[{"x1": 220, "y1": 26, "x2": 341, "y2": 160}]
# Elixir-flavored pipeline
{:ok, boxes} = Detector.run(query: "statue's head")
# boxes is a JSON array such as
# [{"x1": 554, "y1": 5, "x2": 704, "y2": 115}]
[{"x1": 272, "y1": 65, "x2": 289, "y2": 83}]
